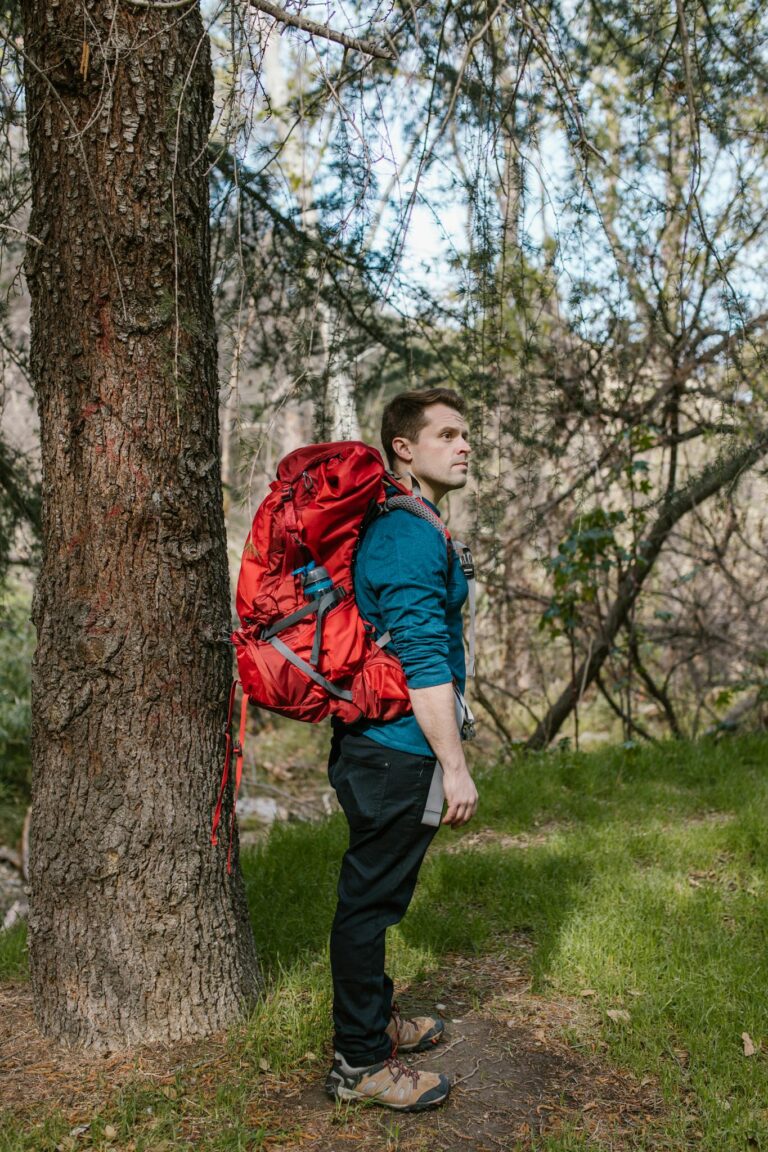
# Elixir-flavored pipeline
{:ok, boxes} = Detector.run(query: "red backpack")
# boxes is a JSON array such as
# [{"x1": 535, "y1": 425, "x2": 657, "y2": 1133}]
[{"x1": 211, "y1": 439, "x2": 456, "y2": 865}]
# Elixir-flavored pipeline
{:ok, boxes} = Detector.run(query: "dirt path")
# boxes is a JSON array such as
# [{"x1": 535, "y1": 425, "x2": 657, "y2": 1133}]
[
  {"x1": 277, "y1": 958, "x2": 662, "y2": 1151},
  {"x1": 1, "y1": 953, "x2": 663, "y2": 1151}
]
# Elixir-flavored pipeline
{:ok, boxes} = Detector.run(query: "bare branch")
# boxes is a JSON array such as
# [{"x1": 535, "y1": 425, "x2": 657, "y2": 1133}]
[
  {"x1": 526, "y1": 430, "x2": 768, "y2": 749},
  {"x1": 121, "y1": 0, "x2": 197, "y2": 8},
  {"x1": 595, "y1": 674, "x2": 657, "y2": 744},
  {"x1": 244, "y1": 0, "x2": 395, "y2": 60},
  {"x1": 0, "y1": 221, "x2": 42, "y2": 247}
]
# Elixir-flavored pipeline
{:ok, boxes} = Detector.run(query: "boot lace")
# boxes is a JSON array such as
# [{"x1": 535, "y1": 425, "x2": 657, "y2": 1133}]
[{"x1": 383, "y1": 1055, "x2": 419, "y2": 1087}]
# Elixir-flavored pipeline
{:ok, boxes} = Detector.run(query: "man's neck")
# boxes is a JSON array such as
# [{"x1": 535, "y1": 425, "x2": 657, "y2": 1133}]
[{"x1": 392, "y1": 470, "x2": 443, "y2": 505}]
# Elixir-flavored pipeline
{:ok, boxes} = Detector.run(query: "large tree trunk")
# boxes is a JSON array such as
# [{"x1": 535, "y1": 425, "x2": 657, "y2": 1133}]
[{"x1": 22, "y1": 0, "x2": 259, "y2": 1049}]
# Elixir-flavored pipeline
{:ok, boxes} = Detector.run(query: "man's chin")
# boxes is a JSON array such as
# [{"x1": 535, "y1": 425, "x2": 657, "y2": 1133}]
[{"x1": 447, "y1": 471, "x2": 469, "y2": 490}]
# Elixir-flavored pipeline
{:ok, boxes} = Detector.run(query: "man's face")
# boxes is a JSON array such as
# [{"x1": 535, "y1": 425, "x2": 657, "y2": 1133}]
[{"x1": 392, "y1": 403, "x2": 471, "y2": 504}]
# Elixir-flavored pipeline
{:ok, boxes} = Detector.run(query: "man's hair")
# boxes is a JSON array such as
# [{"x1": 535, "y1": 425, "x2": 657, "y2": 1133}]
[{"x1": 380, "y1": 387, "x2": 466, "y2": 469}]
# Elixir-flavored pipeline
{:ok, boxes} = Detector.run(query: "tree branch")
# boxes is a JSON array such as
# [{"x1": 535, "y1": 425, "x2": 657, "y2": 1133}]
[
  {"x1": 526, "y1": 429, "x2": 768, "y2": 749},
  {"x1": 472, "y1": 680, "x2": 515, "y2": 746},
  {"x1": 244, "y1": 0, "x2": 395, "y2": 60},
  {"x1": 595, "y1": 674, "x2": 657, "y2": 744},
  {"x1": 627, "y1": 630, "x2": 683, "y2": 739},
  {"x1": 121, "y1": 0, "x2": 197, "y2": 9}
]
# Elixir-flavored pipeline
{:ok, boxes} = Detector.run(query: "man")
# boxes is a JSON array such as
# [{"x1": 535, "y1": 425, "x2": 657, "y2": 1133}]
[{"x1": 325, "y1": 387, "x2": 478, "y2": 1111}]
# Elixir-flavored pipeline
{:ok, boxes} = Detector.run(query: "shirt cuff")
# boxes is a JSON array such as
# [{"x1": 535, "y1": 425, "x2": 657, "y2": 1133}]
[{"x1": 404, "y1": 671, "x2": 454, "y2": 689}]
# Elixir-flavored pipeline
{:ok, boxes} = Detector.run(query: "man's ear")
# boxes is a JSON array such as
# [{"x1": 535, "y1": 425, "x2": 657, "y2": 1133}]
[{"x1": 391, "y1": 436, "x2": 412, "y2": 463}]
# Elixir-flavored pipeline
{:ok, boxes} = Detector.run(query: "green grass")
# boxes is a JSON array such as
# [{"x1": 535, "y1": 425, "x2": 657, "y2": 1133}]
[
  {"x1": 3, "y1": 732, "x2": 768, "y2": 1150},
  {"x1": 241, "y1": 733, "x2": 768, "y2": 1150},
  {"x1": 0, "y1": 923, "x2": 27, "y2": 981}
]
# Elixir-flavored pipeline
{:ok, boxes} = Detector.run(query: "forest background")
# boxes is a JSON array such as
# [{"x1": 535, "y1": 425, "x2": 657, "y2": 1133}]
[{"x1": 3, "y1": 0, "x2": 768, "y2": 762}]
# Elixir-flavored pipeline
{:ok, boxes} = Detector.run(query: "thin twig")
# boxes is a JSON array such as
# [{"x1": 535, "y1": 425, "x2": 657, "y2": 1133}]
[
  {"x1": 121, "y1": 0, "x2": 197, "y2": 8},
  {"x1": 244, "y1": 0, "x2": 395, "y2": 59},
  {"x1": 428, "y1": 1035, "x2": 466, "y2": 1057},
  {"x1": 461, "y1": 1080, "x2": 501, "y2": 1093},
  {"x1": 0, "y1": 222, "x2": 42, "y2": 247},
  {"x1": 452, "y1": 1059, "x2": 481, "y2": 1086}
]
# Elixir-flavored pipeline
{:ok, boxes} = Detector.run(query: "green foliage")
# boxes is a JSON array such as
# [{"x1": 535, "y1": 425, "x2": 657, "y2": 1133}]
[
  {"x1": 0, "y1": 588, "x2": 33, "y2": 844},
  {"x1": 541, "y1": 508, "x2": 627, "y2": 636},
  {"x1": 0, "y1": 438, "x2": 40, "y2": 588}
]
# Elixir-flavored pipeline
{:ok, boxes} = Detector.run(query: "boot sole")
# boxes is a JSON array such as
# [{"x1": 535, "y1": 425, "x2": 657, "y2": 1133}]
[
  {"x1": 397, "y1": 1033, "x2": 444, "y2": 1053},
  {"x1": 327, "y1": 1082, "x2": 450, "y2": 1111}
]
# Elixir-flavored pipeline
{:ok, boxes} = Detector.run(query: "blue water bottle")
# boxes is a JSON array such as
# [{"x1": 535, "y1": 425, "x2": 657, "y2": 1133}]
[{"x1": 295, "y1": 561, "x2": 333, "y2": 600}]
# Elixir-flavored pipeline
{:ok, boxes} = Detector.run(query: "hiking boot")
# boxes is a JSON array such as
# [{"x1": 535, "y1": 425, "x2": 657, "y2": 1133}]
[
  {"x1": 325, "y1": 1052, "x2": 450, "y2": 1111},
  {"x1": 386, "y1": 1003, "x2": 445, "y2": 1053}
]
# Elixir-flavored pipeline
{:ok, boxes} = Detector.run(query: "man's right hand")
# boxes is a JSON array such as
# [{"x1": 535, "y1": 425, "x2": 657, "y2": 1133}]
[
  {"x1": 408, "y1": 681, "x2": 479, "y2": 829},
  {"x1": 441, "y1": 764, "x2": 478, "y2": 827}
]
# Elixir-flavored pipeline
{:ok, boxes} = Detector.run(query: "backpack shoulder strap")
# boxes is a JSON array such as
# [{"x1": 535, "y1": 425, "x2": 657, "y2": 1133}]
[
  {"x1": 384, "y1": 492, "x2": 449, "y2": 541},
  {"x1": 450, "y1": 539, "x2": 476, "y2": 678},
  {"x1": 382, "y1": 489, "x2": 476, "y2": 679}
]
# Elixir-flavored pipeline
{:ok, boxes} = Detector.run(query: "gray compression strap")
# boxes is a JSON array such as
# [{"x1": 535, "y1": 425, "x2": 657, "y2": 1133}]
[
  {"x1": 453, "y1": 540, "x2": 476, "y2": 678},
  {"x1": 267, "y1": 636, "x2": 354, "y2": 701},
  {"x1": 453, "y1": 682, "x2": 476, "y2": 741},
  {"x1": 261, "y1": 587, "x2": 344, "y2": 642}
]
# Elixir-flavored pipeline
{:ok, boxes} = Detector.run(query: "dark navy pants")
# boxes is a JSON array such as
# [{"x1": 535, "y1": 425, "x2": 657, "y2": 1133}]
[{"x1": 328, "y1": 728, "x2": 439, "y2": 1067}]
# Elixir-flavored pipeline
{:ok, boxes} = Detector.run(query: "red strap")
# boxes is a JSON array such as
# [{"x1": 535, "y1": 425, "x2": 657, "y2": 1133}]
[
  {"x1": 211, "y1": 680, "x2": 238, "y2": 847},
  {"x1": 282, "y1": 482, "x2": 299, "y2": 535},
  {"x1": 226, "y1": 690, "x2": 249, "y2": 874},
  {"x1": 211, "y1": 682, "x2": 249, "y2": 875}
]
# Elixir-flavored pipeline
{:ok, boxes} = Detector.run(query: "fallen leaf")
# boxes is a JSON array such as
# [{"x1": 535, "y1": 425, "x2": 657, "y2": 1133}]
[
  {"x1": 606, "y1": 1009, "x2": 631, "y2": 1023},
  {"x1": 580, "y1": 989, "x2": 597, "y2": 998},
  {"x1": 104, "y1": 1125, "x2": 118, "y2": 1141},
  {"x1": 742, "y1": 1032, "x2": 757, "y2": 1057}
]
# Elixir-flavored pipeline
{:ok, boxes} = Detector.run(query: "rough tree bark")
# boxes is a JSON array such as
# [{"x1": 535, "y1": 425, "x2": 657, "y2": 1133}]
[
  {"x1": 526, "y1": 430, "x2": 768, "y2": 750},
  {"x1": 22, "y1": 0, "x2": 259, "y2": 1049}
]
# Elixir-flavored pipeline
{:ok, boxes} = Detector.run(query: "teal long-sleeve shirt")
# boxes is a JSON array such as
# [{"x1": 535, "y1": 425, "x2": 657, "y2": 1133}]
[{"x1": 351, "y1": 500, "x2": 469, "y2": 755}]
